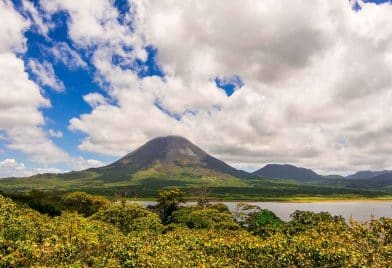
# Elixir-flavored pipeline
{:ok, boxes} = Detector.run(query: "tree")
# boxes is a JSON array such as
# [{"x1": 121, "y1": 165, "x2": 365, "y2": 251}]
[
  {"x1": 62, "y1": 192, "x2": 109, "y2": 216},
  {"x1": 286, "y1": 210, "x2": 346, "y2": 234},
  {"x1": 4, "y1": 190, "x2": 63, "y2": 216},
  {"x1": 191, "y1": 185, "x2": 212, "y2": 208},
  {"x1": 248, "y1": 209, "x2": 284, "y2": 237},
  {"x1": 172, "y1": 206, "x2": 239, "y2": 230},
  {"x1": 91, "y1": 202, "x2": 163, "y2": 233},
  {"x1": 156, "y1": 187, "x2": 184, "y2": 224}
]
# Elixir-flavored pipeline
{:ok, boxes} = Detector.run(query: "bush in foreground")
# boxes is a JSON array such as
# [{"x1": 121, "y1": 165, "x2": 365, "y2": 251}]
[{"x1": 1, "y1": 193, "x2": 391, "y2": 267}]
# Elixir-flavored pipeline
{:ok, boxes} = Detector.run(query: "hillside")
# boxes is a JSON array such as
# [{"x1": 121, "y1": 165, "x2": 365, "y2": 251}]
[
  {"x1": 346, "y1": 170, "x2": 392, "y2": 180},
  {"x1": 344, "y1": 173, "x2": 392, "y2": 189},
  {"x1": 252, "y1": 164, "x2": 324, "y2": 182}
]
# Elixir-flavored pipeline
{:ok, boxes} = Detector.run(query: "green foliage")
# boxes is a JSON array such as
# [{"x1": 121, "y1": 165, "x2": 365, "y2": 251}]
[
  {"x1": 1, "y1": 172, "x2": 391, "y2": 200},
  {"x1": 172, "y1": 206, "x2": 239, "y2": 230},
  {"x1": 286, "y1": 210, "x2": 347, "y2": 234},
  {"x1": 1, "y1": 193, "x2": 391, "y2": 267},
  {"x1": 121, "y1": 223, "x2": 392, "y2": 267},
  {"x1": 236, "y1": 203, "x2": 284, "y2": 237},
  {"x1": 206, "y1": 203, "x2": 231, "y2": 213},
  {"x1": 156, "y1": 187, "x2": 184, "y2": 224},
  {"x1": 0, "y1": 194, "x2": 126, "y2": 267},
  {"x1": 249, "y1": 209, "x2": 284, "y2": 237},
  {"x1": 62, "y1": 191, "x2": 109, "y2": 216},
  {"x1": 91, "y1": 202, "x2": 163, "y2": 233},
  {"x1": 3, "y1": 190, "x2": 63, "y2": 216}
]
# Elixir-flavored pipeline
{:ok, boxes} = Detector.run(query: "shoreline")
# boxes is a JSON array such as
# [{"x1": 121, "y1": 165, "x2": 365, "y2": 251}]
[{"x1": 124, "y1": 197, "x2": 392, "y2": 203}]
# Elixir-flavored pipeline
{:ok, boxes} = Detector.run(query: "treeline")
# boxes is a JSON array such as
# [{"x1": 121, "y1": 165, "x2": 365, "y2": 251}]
[
  {"x1": 36, "y1": 181, "x2": 389, "y2": 199},
  {"x1": 0, "y1": 188, "x2": 391, "y2": 267}
]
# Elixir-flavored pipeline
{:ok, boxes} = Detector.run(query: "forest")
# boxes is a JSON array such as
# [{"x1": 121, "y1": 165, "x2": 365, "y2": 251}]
[{"x1": 0, "y1": 188, "x2": 391, "y2": 267}]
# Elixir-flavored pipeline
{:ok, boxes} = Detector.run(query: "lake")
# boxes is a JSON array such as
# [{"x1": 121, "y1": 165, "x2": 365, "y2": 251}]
[{"x1": 131, "y1": 201, "x2": 392, "y2": 222}]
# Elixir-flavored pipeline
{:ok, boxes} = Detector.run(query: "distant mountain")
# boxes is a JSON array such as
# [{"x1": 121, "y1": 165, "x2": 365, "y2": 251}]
[
  {"x1": 345, "y1": 172, "x2": 392, "y2": 188},
  {"x1": 346, "y1": 170, "x2": 392, "y2": 180},
  {"x1": 252, "y1": 164, "x2": 323, "y2": 182}
]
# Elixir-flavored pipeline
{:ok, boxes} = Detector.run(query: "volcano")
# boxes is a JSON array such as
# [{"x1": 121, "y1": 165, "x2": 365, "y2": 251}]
[{"x1": 94, "y1": 135, "x2": 247, "y2": 180}]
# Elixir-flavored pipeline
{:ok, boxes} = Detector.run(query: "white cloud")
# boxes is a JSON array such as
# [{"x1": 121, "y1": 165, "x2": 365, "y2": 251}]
[
  {"x1": 0, "y1": 158, "x2": 62, "y2": 178},
  {"x1": 22, "y1": 0, "x2": 49, "y2": 36},
  {"x1": 0, "y1": 1, "x2": 28, "y2": 53},
  {"x1": 83, "y1": 93, "x2": 107, "y2": 108},
  {"x1": 27, "y1": 59, "x2": 64, "y2": 92},
  {"x1": 0, "y1": 157, "x2": 105, "y2": 178},
  {"x1": 48, "y1": 129, "x2": 63, "y2": 138},
  {"x1": 0, "y1": 0, "x2": 68, "y2": 164},
  {"x1": 42, "y1": 0, "x2": 392, "y2": 174},
  {"x1": 50, "y1": 42, "x2": 87, "y2": 69},
  {"x1": 70, "y1": 157, "x2": 103, "y2": 171},
  {"x1": 41, "y1": 0, "x2": 145, "y2": 57}
]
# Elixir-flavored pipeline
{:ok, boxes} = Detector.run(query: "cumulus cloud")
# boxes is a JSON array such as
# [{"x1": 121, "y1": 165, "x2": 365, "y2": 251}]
[
  {"x1": 0, "y1": 0, "x2": 68, "y2": 164},
  {"x1": 27, "y1": 59, "x2": 64, "y2": 91},
  {"x1": 0, "y1": 158, "x2": 62, "y2": 178},
  {"x1": 70, "y1": 157, "x2": 103, "y2": 171},
  {"x1": 0, "y1": 157, "x2": 104, "y2": 178},
  {"x1": 0, "y1": 1, "x2": 28, "y2": 53},
  {"x1": 41, "y1": 0, "x2": 145, "y2": 57},
  {"x1": 83, "y1": 93, "x2": 107, "y2": 108},
  {"x1": 48, "y1": 129, "x2": 63, "y2": 138},
  {"x1": 41, "y1": 0, "x2": 392, "y2": 174}
]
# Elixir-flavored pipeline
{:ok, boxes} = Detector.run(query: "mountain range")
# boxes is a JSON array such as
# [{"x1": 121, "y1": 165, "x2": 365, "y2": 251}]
[{"x1": 0, "y1": 135, "x2": 391, "y2": 196}]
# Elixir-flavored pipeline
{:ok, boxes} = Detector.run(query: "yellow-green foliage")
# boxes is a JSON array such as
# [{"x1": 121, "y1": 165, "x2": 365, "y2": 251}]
[
  {"x1": 172, "y1": 207, "x2": 239, "y2": 230},
  {"x1": 123, "y1": 221, "x2": 392, "y2": 267},
  {"x1": 62, "y1": 191, "x2": 109, "y2": 216},
  {"x1": 91, "y1": 202, "x2": 163, "y2": 233},
  {"x1": 1, "y1": 194, "x2": 391, "y2": 267},
  {"x1": 0, "y1": 195, "x2": 125, "y2": 267}
]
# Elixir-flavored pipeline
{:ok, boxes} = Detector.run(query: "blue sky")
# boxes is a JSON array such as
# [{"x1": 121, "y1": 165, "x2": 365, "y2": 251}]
[{"x1": 0, "y1": 0, "x2": 392, "y2": 177}]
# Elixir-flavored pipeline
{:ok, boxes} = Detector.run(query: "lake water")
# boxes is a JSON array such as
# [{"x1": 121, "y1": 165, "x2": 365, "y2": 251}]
[{"x1": 131, "y1": 201, "x2": 392, "y2": 222}]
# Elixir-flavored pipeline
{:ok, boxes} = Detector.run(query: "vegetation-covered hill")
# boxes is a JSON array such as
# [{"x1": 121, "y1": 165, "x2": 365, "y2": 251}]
[
  {"x1": 346, "y1": 170, "x2": 392, "y2": 180},
  {"x1": 252, "y1": 164, "x2": 324, "y2": 182}
]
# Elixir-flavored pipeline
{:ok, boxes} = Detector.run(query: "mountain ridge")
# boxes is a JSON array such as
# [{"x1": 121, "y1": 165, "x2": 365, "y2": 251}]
[
  {"x1": 346, "y1": 170, "x2": 392, "y2": 180},
  {"x1": 252, "y1": 164, "x2": 324, "y2": 182}
]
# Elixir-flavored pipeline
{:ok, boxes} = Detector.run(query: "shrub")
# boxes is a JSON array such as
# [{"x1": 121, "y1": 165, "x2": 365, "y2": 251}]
[{"x1": 172, "y1": 206, "x2": 239, "y2": 230}]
